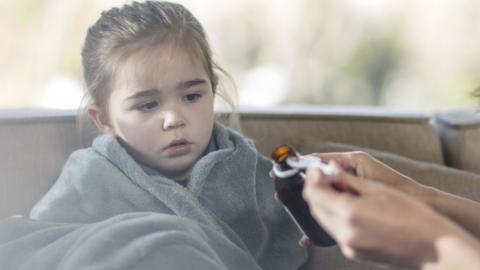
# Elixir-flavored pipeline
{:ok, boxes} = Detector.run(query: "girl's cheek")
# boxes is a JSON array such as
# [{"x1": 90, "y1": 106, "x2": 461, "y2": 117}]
[
  {"x1": 129, "y1": 126, "x2": 157, "y2": 146},
  {"x1": 117, "y1": 120, "x2": 158, "y2": 149}
]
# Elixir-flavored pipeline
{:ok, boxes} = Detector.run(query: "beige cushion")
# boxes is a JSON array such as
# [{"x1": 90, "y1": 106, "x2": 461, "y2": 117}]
[
  {"x1": 434, "y1": 108, "x2": 480, "y2": 174},
  {"x1": 0, "y1": 109, "x2": 84, "y2": 218},
  {"x1": 236, "y1": 107, "x2": 444, "y2": 165}
]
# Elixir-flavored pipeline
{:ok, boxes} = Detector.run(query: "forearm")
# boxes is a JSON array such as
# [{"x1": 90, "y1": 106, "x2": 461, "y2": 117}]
[
  {"x1": 423, "y1": 230, "x2": 480, "y2": 270},
  {"x1": 422, "y1": 187, "x2": 480, "y2": 239}
]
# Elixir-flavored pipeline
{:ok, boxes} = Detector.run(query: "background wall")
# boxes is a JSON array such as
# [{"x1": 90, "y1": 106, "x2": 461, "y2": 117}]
[{"x1": 1, "y1": 0, "x2": 479, "y2": 111}]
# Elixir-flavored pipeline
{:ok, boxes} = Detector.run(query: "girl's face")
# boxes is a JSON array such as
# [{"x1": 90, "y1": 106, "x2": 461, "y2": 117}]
[{"x1": 99, "y1": 43, "x2": 215, "y2": 178}]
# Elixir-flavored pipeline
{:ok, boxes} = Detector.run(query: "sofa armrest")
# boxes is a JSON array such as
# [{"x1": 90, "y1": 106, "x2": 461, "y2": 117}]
[{"x1": 434, "y1": 108, "x2": 480, "y2": 174}]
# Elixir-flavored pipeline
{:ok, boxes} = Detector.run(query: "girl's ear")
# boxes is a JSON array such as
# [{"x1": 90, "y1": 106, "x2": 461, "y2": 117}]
[{"x1": 87, "y1": 104, "x2": 113, "y2": 134}]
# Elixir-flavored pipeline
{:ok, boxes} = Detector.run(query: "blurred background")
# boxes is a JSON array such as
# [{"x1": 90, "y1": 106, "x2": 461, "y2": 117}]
[{"x1": 1, "y1": 0, "x2": 480, "y2": 111}]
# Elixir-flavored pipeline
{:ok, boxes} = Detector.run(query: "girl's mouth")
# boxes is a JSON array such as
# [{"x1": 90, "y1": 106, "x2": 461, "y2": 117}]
[{"x1": 164, "y1": 139, "x2": 192, "y2": 157}]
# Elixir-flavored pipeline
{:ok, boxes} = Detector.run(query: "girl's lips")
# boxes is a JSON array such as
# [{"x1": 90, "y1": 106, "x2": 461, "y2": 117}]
[{"x1": 164, "y1": 141, "x2": 192, "y2": 157}]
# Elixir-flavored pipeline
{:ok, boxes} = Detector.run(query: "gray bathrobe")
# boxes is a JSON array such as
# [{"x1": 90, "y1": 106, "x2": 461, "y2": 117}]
[{"x1": 16, "y1": 121, "x2": 307, "y2": 269}]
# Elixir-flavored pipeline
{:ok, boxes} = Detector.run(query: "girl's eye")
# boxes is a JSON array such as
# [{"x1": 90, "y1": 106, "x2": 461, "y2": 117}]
[
  {"x1": 137, "y1": 101, "x2": 158, "y2": 112},
  {"x1": 183, "y1": 93, "x2": 202, "y2": 103}
]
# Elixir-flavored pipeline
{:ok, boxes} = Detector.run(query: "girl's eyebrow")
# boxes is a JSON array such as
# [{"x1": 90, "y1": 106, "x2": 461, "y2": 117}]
[
  {"x1": 124, "y1": 89, "x2": 159, "y2": 101},
  {"x1": 177, "y1": 78, "x2": 207, "y2": 90},
  {"x1": 124, "y1": 78, "x2": 207, "y2": 101}
]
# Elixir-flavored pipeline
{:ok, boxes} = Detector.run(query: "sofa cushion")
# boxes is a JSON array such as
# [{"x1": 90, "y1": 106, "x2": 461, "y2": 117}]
[
  {"x1": 235, "y1": 107, "x2": 444, "y2": 165},
  {"x1": 434, "y1": 108, "x2": 480, "y2": 174},
  {"x1": 0, "y1": 109, "x2": 83, "y2": 219}
]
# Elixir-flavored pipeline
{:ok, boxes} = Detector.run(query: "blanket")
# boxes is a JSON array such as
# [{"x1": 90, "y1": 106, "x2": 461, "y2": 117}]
[
  {"x1": 0, "y1": 212, "x2": 262, "y2": 270},
  {"x1": 1, "y1": 122, "x2": 306, "y2": 269}
]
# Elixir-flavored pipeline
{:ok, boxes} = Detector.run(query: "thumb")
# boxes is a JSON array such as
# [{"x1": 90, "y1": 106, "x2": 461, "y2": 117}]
[
  {"x1": 303, "y1": 167, "x2": 350, "y2": 222},
  {"x1": 303, "y1": 167, "x2": 340, "y2": 202}
]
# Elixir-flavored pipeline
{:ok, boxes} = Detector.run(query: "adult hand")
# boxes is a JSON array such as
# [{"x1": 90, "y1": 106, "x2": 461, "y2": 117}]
[
  {"x1": 309, "y1": 151, "x2": 428, "y2": 200},
  {"x1": 302, "y1": 165, "x2": 478, "y2": 269}
]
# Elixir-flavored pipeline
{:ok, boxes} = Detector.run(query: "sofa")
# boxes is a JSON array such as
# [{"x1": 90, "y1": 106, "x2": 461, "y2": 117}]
[{"x1": 1, "y1": 106, "x2": 479, "y2": 269}]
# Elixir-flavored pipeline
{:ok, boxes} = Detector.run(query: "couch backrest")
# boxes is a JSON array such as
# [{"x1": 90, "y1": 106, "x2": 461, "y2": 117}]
[
  {"x1": 236, "y1": 107, "x2": 444, "y2": 165},
  {"x1": 0, "y1": 107, "x2": 445, "y2": 218},
  {"x1": 0, "y1": 110, "x2": 84, "y2": 218},
  {"x1": 434, "y1": 108, "x2": 480, "y2": 174}
]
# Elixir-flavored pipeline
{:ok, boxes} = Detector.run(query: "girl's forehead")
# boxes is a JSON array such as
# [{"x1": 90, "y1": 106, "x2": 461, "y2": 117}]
[{"x1": 112, "y1": 43, "x2": 208, "y2": 91}]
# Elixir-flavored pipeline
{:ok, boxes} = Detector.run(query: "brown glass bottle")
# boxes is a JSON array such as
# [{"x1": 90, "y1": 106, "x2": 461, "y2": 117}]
[{"x1": 271, "y1": 145, "x2": 336, "y2": 247}]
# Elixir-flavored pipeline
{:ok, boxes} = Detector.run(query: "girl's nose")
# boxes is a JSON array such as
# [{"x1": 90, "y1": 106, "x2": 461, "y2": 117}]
[{"x1": 162, "y1": 109, "x2": 186, "y2": 131}]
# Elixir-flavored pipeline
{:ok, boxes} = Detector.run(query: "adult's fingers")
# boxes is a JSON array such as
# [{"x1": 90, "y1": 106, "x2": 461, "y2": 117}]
[
  {"x1": 303, "y1": 167, "x2": 352, "y2": 214},
  {"x1": 303, "y1": 167, "x2": 345, "y2": 227},
  {"x1": 303, "y1": 167, "x2": 365, "y2": 241},
  {"x1": 310, "y1": 152, "x2": 361, "y2": 165},
  {"x1": 333, "y1": 166, "x2": 392, "y2": 197},
  {"x1": 309, "y1": 152, "x2": 363, "y2": 175}
]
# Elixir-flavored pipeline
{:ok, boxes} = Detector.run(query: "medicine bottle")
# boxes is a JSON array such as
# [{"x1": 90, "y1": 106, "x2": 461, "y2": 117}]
[{"x1": 271, "y1": 145, "x2": 336, "y2": 246}]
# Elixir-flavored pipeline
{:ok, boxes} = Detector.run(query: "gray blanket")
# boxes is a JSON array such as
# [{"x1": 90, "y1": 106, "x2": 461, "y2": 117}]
[
  {"x1": 0, "y1": 213, "x2": 262, "y2": 270},
  {"x1": 1, "y1": 122, "x2": 306, "y2": 269}
]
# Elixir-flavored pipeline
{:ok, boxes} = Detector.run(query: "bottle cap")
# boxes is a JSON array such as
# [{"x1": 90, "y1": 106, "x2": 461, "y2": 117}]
[{"x1": 271, "y1": 145, "x2": 295, "y2": 163}]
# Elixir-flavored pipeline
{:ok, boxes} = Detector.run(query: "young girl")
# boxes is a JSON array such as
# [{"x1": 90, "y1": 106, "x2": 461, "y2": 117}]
[{"x1": 27, "y1": 1, "x2": 307, "y2": 269}]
